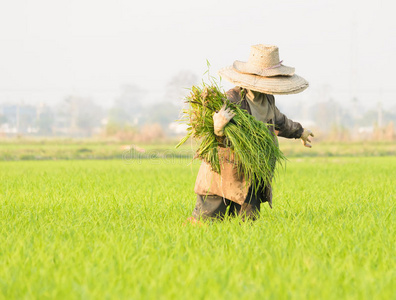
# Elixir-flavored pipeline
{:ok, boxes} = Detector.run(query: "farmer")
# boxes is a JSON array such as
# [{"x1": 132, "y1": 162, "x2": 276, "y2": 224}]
[{"x1": 191, "y1": 44, "x2": 314, "y2": 221}]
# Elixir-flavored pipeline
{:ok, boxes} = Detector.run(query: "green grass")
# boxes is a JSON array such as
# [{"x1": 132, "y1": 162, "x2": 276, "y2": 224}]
[
  {"x1": 0, "y1": 138, "x2": 191, "y2": 161},
  {"x1": 0, "y1": 138, "x2": 395, "y2": 161},
  {"x1": 0, "y1": 156, "x2": 395, "y2": 299}
]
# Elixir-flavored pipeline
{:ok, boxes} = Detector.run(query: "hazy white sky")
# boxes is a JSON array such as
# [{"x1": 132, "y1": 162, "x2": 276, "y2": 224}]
[{"x1": 0, "y1": 0, "x2": 395, "y2": 108}]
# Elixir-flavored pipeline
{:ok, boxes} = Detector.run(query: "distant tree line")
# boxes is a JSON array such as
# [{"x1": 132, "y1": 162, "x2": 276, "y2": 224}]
[
  {"x1": 0, "y1": 72, "x2": 395, "y2": 141},
  {"x1": 0, "y1": 70, "x2": 198, "y2": 139}
]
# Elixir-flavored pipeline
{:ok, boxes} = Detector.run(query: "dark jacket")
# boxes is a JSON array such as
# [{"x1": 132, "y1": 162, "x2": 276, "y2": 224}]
[{"x1": 226, "y1": 87, "x2": 303, "y2": 139}]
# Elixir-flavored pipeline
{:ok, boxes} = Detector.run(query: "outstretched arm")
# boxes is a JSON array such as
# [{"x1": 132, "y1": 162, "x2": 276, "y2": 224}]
[
  {"x1": 274, "y1": 106, "x2": 314, "y2": 147},
  {"x1": 274, "y1": 106, "x2": 304, "y2": 139}
]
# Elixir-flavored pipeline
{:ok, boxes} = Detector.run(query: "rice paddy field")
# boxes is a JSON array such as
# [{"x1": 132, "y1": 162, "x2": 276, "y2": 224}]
[{"x1": 0, "y1": 140, "x2": 395, "y2": 299}]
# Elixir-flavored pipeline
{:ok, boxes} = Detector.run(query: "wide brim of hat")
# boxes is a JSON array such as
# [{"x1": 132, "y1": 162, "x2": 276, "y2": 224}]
[
  {"x1": 218, "y1": 66, "x2": 309, "y2": 95},
  {"x1": 233, "y1": 60, "x2": 295, "y2": 77}
]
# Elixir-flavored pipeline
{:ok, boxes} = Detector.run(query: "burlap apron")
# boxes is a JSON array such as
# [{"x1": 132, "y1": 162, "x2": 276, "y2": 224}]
[{"x1": 194, "y1": 147, "x2": 249, "y2": 205}]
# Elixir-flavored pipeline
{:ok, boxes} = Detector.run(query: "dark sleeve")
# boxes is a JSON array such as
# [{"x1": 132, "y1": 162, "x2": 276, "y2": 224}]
[
  {"x1": 226, "y1": 87, "x2": 242, "y2": 104},
  {"x1": 226, "y1": 87, "x2": 251, "y2": 113},
  {"x1": 274, "y1": 106, "x2": 304, "y2": 139}
]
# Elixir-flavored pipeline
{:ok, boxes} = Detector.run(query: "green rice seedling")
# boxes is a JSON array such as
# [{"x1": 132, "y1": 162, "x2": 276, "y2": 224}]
[
  {"x1": 176, "y1": 82, "x2": 286, "y2": 192},
  {"x1": 1, "y1": 157, "x2": 395, "y2": 299}
]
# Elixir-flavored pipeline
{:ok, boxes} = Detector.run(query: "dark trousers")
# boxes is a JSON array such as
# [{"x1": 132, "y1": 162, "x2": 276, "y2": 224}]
[{"x1": 192, "y1": 190, "x2": 261, "y2": 221}]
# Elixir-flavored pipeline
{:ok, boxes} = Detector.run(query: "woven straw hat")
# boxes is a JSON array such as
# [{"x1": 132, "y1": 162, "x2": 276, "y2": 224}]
[{"x1": 219, "y1": 44, "x2": 309, "y2": 95}]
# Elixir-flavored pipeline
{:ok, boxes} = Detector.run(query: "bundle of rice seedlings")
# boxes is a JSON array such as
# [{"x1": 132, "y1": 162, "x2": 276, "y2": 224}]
[{"x1": 176, "y1": 82, "x2": 286, "y2": 193}]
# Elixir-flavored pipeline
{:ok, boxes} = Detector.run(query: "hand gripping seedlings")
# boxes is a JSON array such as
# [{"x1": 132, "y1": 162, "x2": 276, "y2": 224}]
[{"x1": 213, "y1": 104, "x2": 236, "y2": 136}]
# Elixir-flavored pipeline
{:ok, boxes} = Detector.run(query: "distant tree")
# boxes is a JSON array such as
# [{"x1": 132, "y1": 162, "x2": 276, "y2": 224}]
[
  {"x1": 309, "y1": 99, "x2": 353, "y2": 131},
  {"x1": 0, "y1": 114, "x2": 6, "y2": 124},
  {"x1": 17, "y1": 105, "x2": 37, "y2": 134},
  {"x1": 141, "y1": 102, "x2": 181, "y2": 129},
  {"x1": 75, "y1": 98, "x2": 103, "y2": 133},
  {"x1": 390, "y1": 105, "x2": 396, "y2": 115},
  {"x1": 109, "y1": 84, "x2": 145, "y2": 126},
  {"x1": 37, "y1": 105, "x2": 54, "y2": 135},
  {"x1": 54, "y1": 96, "x2": 104, "y2": 136},
  {"x1": 355, "y1": 110, "x2": 396, "y2": 127},
  {"x1": 135, "y1": 70, "x2": 198, "y2": 132},
  {"x1": 164, "y1": 70, "x2": 198, "y2": 105}
]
